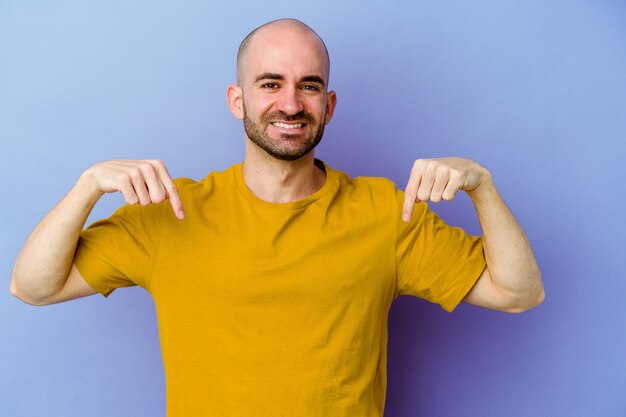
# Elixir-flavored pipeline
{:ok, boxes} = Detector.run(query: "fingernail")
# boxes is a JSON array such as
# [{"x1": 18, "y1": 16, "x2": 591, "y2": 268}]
[
  {"x1": 402, "y1": 212, "x2": 409, "y2": 222},
  {"x1": 178, "y1": 210, "x2": 185, "y2": 220}
]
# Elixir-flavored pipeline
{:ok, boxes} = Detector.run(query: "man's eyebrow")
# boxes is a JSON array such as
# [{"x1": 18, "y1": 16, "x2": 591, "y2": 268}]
[
  {"x1": 253, "y1": 73, "x2": 326, "y2": 88},
  {"x1": 301, "y1": 75, "x2": 326, "y2": 88},
  {"x1": 254, "y1": 73, "x2": 285, "y2": 83}
]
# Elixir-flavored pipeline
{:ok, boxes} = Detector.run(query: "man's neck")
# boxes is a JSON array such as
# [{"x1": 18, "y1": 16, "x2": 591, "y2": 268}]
[{"x1": 242, "y1": 145, "x2": 326, "y2": 204}]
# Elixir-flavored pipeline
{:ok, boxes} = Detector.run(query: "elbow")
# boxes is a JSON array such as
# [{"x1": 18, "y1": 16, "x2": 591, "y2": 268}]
[
  {"x1": 505, "y1": 274, "x2": 545, "y2": 314},
  {"x1": 9, "y1": 276, "x2": 21, "y2": 300},
  {"x1": 535, "y1": 286, "x2": 546, "y2": 307},
  {"x1": 510, "y1": 288, "x2": 545, "y2": 313},
  {"x1": 528, "y1": 269, "x2": 546, "y2": 309},
  {"x1": 9, "y1": 270, "x2": 24, "y2": 301},
  {"x1": 9, "y1": 272, "x2": 50, "y2": 307}
]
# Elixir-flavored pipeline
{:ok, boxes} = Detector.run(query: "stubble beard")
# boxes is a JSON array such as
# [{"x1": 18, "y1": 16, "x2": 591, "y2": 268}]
[{"x1": 242, "y1": 103, "x2": 325, "y2": 161}]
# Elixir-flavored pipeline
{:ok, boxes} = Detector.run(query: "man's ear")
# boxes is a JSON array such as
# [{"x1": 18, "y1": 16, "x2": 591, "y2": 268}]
[
  {"x1": 324, "y1": 90, "x2": 337, "y2": 125},
  {"x1": 226, "y1": 83, "x2": 244, "y2": 120}
]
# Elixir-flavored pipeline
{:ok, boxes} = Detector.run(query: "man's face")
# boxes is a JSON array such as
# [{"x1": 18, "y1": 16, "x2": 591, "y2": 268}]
[{"x1": 235, "y1": 26, "x2": 336, "y2": 161}]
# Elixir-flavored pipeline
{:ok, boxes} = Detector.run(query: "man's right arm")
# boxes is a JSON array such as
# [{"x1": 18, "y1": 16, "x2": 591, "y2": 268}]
[{"x1": 10, "y1": 160, "x2": 184, "y2": 306}]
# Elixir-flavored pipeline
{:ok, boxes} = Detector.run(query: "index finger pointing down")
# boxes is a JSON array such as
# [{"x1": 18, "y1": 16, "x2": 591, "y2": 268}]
[
  {"x1": 402, "y1": 167, "x2": 422, "y2": 222},
  {"x1": 154, "y1": 162, "x2": 185, "y2": 220}
]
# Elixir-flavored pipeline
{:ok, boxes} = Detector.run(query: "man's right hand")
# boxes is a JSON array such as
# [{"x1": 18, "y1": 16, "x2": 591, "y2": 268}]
[
  {"x1": 82, "y1": 160, "x2": 185, "y2": 220},
  {"x1": 10, "y1": 158, "x2": 184, "y2": 306}
]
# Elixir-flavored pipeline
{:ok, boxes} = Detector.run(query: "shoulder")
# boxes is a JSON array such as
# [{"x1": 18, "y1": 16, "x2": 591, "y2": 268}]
[
  {"x1": 167, "y1": 164, "x2": 240, "y2": 217},
  {"x1": 173, "y1": 164, "x2": 239, "y2": 196},
  {"x1": 332, "y1": 167, "x2": 398, "y2": 199},
  {"x1": 333, "y1": 169, "x2": 425, "y2": 218},
  {"x1": 327, "y1": 166, "x2": 401, "y2": 217},
  {"x1": 172, "y1": 177, "x2": 201, "y2": 199},
  {"x1": 173, "y1": 177, "x2": 199, "y2": 188}
]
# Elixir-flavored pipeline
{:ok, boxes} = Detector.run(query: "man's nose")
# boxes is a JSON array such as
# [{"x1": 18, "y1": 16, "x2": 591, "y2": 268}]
[{"x1": 276, "y1": 87, "x2": 304, "y2": 115}]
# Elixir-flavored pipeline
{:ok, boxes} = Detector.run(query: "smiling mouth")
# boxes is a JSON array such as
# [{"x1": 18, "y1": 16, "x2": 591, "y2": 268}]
[{"x1": 271, "y1": 122, "x2": 305, "y2": 129}]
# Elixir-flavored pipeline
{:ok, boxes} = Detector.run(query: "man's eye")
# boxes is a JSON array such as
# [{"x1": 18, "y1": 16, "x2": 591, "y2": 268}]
[
  {"x1": 262, "y1": 83, "x2": 278, "y2": 89},
  {"x1": 302, "y1": 85, "x2": 319, "y2": 91}
]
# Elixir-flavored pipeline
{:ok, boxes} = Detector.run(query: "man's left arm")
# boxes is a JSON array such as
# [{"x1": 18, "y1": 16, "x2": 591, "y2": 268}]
[{"x1": 402, "y1": 157, "x2": 545, "y2": 313}]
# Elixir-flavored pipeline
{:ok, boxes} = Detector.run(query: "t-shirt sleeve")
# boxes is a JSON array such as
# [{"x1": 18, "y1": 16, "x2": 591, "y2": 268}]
[
  {"x1": 395, "y1": 190, "x2": 486, "y2": 312},
  {"x1": 74, "y1": 201, "x2": 165, "y2": 297}
]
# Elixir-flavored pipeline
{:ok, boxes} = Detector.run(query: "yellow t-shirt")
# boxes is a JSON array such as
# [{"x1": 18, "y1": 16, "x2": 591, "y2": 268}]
[{"x1": 74, "y1": 160, "x2": 485, "y2": 417}]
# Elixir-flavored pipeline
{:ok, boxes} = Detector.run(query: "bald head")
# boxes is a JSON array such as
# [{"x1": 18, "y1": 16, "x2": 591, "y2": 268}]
[{"x1": 236, "y1": 19, "x2": 330, "y2": 85}]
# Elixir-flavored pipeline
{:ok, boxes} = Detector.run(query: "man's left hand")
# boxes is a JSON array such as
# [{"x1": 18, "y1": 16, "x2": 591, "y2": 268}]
[{"x1": 402, "y1": 157, "x2": 490, "y2": 222}]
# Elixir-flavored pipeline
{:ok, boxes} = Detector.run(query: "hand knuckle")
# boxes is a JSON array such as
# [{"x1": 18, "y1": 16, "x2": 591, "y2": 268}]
[
  {"x1": 117, "y1": 172, "x2": 131, "y2": 183},
  {"x1": 153, "y1": 190, "x2": 166, "y2": 202},
  {"x1": 443, "y1": 190, "x2": 456, "y2": 200},
  {"x1": 129, "y1": 167, "x2": 142, "y2": 179},
  {"x1": 140, "y1": 163, "x2": 155, "y2": 173},
  {"x1": 436, "y1": 163, "x2": 449, "y2": 174}
]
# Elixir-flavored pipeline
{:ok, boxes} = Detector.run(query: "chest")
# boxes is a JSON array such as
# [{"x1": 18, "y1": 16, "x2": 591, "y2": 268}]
[{"x1": 150, "y1": 209, "x2": 396, "y2": 312}]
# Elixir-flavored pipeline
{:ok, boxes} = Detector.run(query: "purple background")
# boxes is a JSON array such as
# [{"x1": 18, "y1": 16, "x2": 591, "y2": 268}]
[{"x1": 2, "y1": 1, "x2": 625, "y2": 416}]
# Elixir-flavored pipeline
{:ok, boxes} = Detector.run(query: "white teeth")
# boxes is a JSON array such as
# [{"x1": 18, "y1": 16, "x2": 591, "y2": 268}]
[{"x1": 272, "y1": 122, "x2": 303, "y2": 129}]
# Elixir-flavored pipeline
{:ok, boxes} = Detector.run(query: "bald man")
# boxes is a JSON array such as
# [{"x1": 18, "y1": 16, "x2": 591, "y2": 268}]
[{"x1": 11, "y1": 19, "x2": 543, "y2": 416}]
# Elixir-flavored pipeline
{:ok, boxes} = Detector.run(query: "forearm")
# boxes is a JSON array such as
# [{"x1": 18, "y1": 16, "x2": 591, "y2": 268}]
[
  {"x1": 10, "y1": 173, "x2": 103, "y2": 304},
  {"x1": 468, "y1": 171, "x2": 544, "y2": 309}
]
